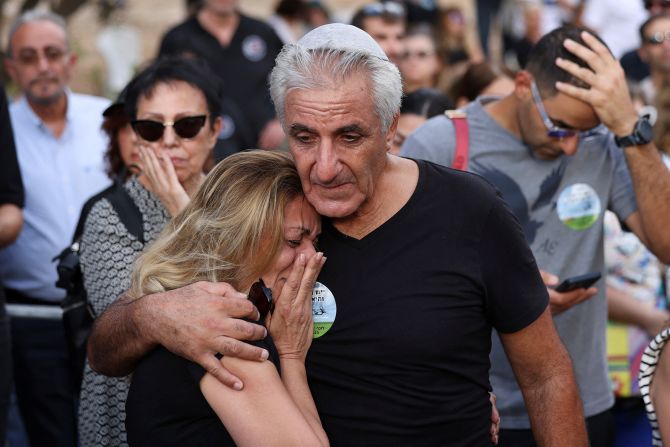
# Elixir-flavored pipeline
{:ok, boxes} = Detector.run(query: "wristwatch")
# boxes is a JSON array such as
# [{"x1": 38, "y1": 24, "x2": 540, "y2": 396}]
[{"x1": 614, "y1": 115, "x2": 653, "y2": 148}]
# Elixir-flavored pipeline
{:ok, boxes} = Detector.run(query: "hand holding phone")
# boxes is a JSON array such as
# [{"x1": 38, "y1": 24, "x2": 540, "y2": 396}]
[{"x1": 553, "y1": 272, "x2": 601, "y2": 293}]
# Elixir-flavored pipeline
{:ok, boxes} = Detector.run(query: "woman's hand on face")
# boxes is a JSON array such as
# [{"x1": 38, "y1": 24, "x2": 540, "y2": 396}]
[
  {"x1": 138, "y1": 145, "x2": 191, "y2": 216},
  {"x1": 267, "y1": 252, "x2": 326, "y2": 362}
]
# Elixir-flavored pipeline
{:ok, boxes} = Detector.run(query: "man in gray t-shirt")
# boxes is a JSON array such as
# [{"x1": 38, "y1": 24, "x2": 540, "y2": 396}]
[{"x1": 403, "y1": 25, "x2": 670, "y2": 445}]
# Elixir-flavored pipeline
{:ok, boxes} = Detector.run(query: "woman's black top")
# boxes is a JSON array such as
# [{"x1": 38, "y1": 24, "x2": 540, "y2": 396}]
[{"x1": 126, "y1": 336, "x2": 279, "y2": 446}]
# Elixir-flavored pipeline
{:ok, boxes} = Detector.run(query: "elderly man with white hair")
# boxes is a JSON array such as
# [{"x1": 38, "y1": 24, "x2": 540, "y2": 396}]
[{"x1": 88, "y1": 23, "x2": 585, "y2": 446}]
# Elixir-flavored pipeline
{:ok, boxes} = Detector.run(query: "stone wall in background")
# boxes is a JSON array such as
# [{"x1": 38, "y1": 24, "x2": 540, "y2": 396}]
[{"x1": 0, "y1": 0, "x2": 474, "y2": 98}]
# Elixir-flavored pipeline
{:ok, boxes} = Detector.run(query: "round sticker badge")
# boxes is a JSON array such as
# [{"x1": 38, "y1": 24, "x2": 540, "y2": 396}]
[
  {"x1": 242, "y1": 35, "x2": 267, "y2": 62},
  {"x1": 312, "y1": 282, "x2": 336, "y2": 339},
  {"x1": 556, "y1": 183, "x2": 601, "y2": 231}
]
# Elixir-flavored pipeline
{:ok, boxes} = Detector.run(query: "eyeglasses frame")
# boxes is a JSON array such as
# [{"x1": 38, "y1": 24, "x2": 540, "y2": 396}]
[
  {"x1": 529, "y1": 80, "x2": 601, "y2": 140},
  {"x1": 644, "y1": 30, "x2": 670, "y2": 45}
]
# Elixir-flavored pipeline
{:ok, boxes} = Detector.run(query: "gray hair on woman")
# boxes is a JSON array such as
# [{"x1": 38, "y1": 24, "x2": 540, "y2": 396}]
[{"x1": 269, "y1": 24, "x2": 403, "y2": 134}]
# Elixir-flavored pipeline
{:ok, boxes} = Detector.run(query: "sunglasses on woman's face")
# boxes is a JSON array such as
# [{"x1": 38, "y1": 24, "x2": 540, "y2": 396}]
[
  {"x1": 248, "y1": 278, "x2": 274, "y2": 320},
  {"x1": 131, "y1": 115, "x2": 208, "y2": 142}
]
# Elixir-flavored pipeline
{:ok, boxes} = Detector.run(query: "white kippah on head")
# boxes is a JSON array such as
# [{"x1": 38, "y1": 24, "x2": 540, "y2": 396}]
[{"x1": 296, "y1": 23, "x2": 389, "y2": 61}]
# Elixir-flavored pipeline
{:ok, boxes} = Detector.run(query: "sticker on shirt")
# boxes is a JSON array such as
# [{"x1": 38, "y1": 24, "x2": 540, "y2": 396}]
[
  {"x1": 556, "y1": 183, "x2": 601, "y2": 231},
  {"x1": 218, "y1": 115, "x2": 235, "y2": 140},
  {"x1": 312, "y1": 282, "x2": 336, "y2": 339},
  {"x1": 242, "y1": 35, "x2": 267, "y2": 62}
]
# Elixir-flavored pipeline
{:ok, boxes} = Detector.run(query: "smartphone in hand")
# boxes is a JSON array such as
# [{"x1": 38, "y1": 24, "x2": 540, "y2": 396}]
[{"x1": 553, "y1": 272, "x2": 602, "y2": 293}]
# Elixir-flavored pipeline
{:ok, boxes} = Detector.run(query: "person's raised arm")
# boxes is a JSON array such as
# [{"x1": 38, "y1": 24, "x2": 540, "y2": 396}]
[
  {"x1": 268, "y1": 252, "x2": 327, "y2": 444},
  {"x1": 199, "y1": 253, "x2": 329, "y2": 446},
  {"x1": 87, "y1": 281, "x2": 268, "y2": 390},
  {"x1": 500, "y1": 307, "x2": 587, "y2": 446},
  {"x1": 555, "y1": 31, "x2": 670, "y2": 262}
]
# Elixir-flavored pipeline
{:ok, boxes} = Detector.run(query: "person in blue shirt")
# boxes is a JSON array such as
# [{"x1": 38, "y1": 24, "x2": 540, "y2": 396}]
[{"x1": 0, "y1": 11, "x2": 110, "y2": 446}]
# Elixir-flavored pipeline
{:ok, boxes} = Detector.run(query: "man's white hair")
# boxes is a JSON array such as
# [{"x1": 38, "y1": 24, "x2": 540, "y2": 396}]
[{"x1": 269, "y1": 23, "x2": 402, "y2": 134}]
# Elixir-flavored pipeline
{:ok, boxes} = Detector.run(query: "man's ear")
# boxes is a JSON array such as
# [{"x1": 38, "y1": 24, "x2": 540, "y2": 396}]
[
  {"x1": 385, "y1": 113, "x2": 399, "y2": 147},
  {"x1": 4, "y1": 58, "x2": 17, "y2": 83},
  {"x1": 66, "y1": 51, "x2": 78, "y2": 69},
  {"x1": 513, "y1": 70, "x2": 533, "y2": 100}
]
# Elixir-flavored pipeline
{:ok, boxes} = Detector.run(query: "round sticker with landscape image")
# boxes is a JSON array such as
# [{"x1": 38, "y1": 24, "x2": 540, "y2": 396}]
[
  {"x1": 312, "y1": 281, "x2": 336, "y2": 339},
  {"x1": 556, "y1": 183, "x2": 601, "y2": 231}
]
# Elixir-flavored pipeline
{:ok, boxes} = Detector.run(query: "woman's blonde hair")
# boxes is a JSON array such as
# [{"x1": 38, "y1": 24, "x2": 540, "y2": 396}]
[{"x1": 130, "y1": 150, "x2": 303, "y2": 298}]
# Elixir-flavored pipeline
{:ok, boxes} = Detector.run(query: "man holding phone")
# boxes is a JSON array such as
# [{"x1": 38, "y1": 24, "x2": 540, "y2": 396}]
[{"x1": 402, "y1": 25, "x2": 670, "y2": 446}]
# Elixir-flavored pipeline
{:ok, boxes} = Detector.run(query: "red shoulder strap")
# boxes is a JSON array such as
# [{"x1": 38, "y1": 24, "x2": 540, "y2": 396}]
[{"x1": 445, "y1": 110, "x2": 469, "y2": 171}]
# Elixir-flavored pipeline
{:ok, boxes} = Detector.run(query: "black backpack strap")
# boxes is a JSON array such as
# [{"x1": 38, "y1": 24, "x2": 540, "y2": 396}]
[
  {"x1": 72, "y1": 184, "x2": 116, "y2": 243},
  {"x1": 106, "y1": 180, "x2": 145, "y2": 244}
]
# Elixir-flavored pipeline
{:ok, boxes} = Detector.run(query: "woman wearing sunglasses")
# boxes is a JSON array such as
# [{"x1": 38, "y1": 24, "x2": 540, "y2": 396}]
[
  {"x1": 124, "y1": 150, "x2": 328, "y2": 447},
  {"x1": 77, "y1": 57, "x2": 222, "y2": 446}
]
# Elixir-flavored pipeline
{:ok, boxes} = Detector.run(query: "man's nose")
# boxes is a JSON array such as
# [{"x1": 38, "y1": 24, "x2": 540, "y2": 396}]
[
  {"x1": 559, "y1": 134, "x2": 580, "y2": 156},
  {"x1": 314, "y1": 140, "x2": 339, "y2": 183},
  {"x1": 36, "y1": 53, "x2": 51, "y2": 71}
]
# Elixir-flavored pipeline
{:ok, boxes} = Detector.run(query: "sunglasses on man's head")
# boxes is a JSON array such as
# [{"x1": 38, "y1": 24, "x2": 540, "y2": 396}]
[
  {"x1": 361, "y1": 1, "x2": 405, "y2": 18},
  {"x1": 644, "y1": 31, "x2": 670, "y2": 45},
  {"x1": 530, "y1": 81, "x2": 601, "y2": 140},
  {"x1": 131, "y1": 115, "x2": 207, "y2": 142},
  {"x1": 248, "y1": 279, "x2": 274, "y2": 320}
]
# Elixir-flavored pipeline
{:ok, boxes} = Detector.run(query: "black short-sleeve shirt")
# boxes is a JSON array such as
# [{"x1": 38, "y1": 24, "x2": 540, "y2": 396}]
[{"x1": 305, "y1": 159, "x2": 548, "y2": 446}]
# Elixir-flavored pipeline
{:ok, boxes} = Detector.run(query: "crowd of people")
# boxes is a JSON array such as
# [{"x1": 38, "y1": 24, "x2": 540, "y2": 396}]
[{"x1": 1, "y1": 0, "x2": 670, "y2": 446}]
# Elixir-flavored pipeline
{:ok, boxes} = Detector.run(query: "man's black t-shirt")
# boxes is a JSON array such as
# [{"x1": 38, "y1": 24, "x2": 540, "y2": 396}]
[
  {"x1": 306, "y1": 159, "x2": 548, "y2": 446},
  {"x1": 125, "y1": 337, "x2": 279, "y2": 446},
  {"x1": 159, "y1": 14, "x2": 283, "y2": 139}
]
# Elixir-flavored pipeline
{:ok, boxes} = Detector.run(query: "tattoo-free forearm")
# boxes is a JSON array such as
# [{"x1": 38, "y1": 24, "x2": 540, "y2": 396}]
[
  {"x1": 624, "y1": 144, "x2": 670, "y2": 263},
  {"x1": 608, "y1": 286, "x2": 670, "y2": 336},
  {"x1": 501, "y1": 309, "x2": 587, "y2": 446},
  {"x1": 520, "y1": 355, "x2": 587, "y2": 446},
  {"x1": 280, "y1": 358, "x2": 329, "y2": 447},
  {"x1": 87, "y1": 294, "x2": 157, "y2": 376}
]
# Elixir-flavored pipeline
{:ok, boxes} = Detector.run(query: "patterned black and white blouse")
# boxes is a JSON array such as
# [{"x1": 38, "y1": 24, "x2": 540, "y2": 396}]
[
  {"x1": 639, "y1": 326, "x2": 670, "y2": 446},
  {"x1": 78, "y1": 176, "x2": 169, "y2": 447}
]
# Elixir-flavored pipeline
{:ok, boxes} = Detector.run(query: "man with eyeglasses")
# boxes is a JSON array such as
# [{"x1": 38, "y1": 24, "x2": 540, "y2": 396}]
[
  {"x1": 0, "y1": 10, "x2": 110, "y2": 446},
  {"x1": 636, "y1": 13, "x2": 670, "y2": 104},
  {"x1": 402, "y1": 25, "x2": 670, "y2": 446},
  {"x1": 351, "y1": 1, "x2": 407, "y2": 65},
  {"x1": 620, "y1": 1, "x2": 670, "y2": 82}
]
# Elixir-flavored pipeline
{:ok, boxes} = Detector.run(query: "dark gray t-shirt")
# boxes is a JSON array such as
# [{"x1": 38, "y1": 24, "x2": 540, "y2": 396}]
[{"x1": 401, "y1": 97, "x2": 637, "y2": 428}]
